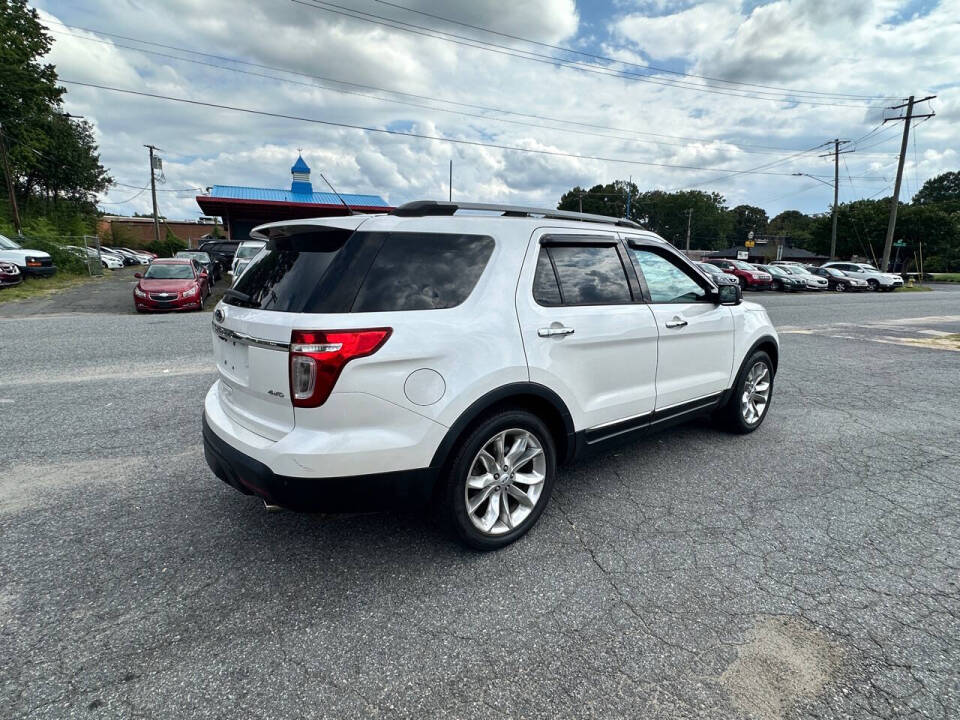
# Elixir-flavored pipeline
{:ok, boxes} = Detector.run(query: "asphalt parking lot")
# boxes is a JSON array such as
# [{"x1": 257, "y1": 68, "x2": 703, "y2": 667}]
[{"x1": 2, "y1": 286, "x2": 959, "y2": 719}]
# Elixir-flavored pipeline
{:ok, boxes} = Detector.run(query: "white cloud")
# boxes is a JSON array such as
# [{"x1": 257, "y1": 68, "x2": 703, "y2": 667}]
[{"x1": 29, "y1": 0, "x2": 960, "y2": 224}]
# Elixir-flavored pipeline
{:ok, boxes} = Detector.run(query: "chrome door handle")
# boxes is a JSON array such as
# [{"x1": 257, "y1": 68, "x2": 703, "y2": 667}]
[
  {"x1": 665, "y1": 318, "x2": 688, "y2": 329},
  {"x1": 538, "y1": 326, "x2": 575, "y2": 337}
]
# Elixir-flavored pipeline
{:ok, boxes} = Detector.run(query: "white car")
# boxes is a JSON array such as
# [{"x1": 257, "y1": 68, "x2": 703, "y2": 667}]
[
  {"x1": 64, "y1": 245, "x2": 124, "y2": 270},
  {"x1": 779, "y1": 265, "x2": 829, "y2": 290},
  {"x1": 229, "y1": 240, "x2": 266, "y2": 282},
  {"x1": 821, "y1": 262, "x2": 904, "y2": 291},
  {"x1": 203, "y1": 201, "x2": 780, "y2": 549},
  {"x1": 0, "y1": 233, "x2": 56, "y2": 276}
]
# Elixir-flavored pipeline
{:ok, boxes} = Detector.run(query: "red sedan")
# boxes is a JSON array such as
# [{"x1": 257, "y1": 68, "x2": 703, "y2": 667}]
[
  {"x1": 704, "y1": 258, "x2": 772, "y2": 290},
  {"x1": 133, "y1": 258, "x2": 210, "y2": 312}
]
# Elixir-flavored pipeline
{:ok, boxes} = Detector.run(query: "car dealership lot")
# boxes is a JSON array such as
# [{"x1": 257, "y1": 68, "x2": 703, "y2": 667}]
[{"x1": 2, "y1": 289, "x2": 959, "y2": 719}]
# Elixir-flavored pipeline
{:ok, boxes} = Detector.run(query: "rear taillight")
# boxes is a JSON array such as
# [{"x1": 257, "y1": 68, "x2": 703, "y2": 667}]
[{"x1": 289, "y1": 328, "x2": 392, "y2": 408}]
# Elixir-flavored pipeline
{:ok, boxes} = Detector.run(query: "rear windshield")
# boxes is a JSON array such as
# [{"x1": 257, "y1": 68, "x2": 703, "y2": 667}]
[{"x1": 228, "y1": 230, "x2": 494, "y2": 313}]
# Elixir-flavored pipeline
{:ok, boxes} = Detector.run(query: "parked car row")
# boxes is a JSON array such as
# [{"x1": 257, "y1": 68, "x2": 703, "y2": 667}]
[{"x1": 700, "y1": 258, "x2": 903, "y2": 292}]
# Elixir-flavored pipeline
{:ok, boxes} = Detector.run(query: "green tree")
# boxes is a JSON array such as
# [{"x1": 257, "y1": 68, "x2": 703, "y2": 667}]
[
  {"x1": 768, "y1": 210, "x2": 814, "y2": 247},
  {"x1": 727, "y1": 204, "x2": 768, "y2": 245},
  {"x1": 636, "y1": 190, "x2": 732, "y2": 249},
  {"x1": 913, "y1": 171, "x2": 960, "y2": 213},
  {"x1": 0, "y1": 0, "x2": 110, "y2": 218},
  {"x1": 557, "y1": 180, "x2": 637, "y2": 219}
]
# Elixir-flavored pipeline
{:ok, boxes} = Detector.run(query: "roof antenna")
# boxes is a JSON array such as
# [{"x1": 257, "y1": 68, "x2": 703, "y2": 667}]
[{"x1": 319, "y1": 172, "x2": 354, "y2": 216}]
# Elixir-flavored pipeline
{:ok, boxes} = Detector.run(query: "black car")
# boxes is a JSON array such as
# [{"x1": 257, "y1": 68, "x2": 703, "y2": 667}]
[
  {"x1": 756, "y1": 264, "x2": 806, "y2": 292},
  {"x1": 807, "y1": 265, "x2": 870, "y2": 292},
  {"x1": 198, "y1": 240, "x2": 239, "y2": 273},
  {"x1": 175, "y1": 250, "x2": 220, "y2": 282}
]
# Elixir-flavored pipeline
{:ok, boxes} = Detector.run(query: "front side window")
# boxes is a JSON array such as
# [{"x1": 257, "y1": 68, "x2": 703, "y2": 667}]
[
  {"x1": 630, "y1": 248, "x2": 707, "y2": 303},
  {"x1": 538, "y1": 245, "x2": 632, "y2": 305}
]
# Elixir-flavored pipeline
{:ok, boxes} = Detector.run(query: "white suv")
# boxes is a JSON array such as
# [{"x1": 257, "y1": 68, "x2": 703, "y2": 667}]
[
  {"x1": 821, "y1": 262, "x2": 904, "y2": 291},
  {"x1": 203, "y1": 202, "x2": 779, "y2": 549}
]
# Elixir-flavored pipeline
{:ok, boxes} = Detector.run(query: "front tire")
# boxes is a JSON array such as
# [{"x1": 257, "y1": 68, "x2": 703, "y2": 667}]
[
  {"x1": 714, "y1": 351, "x2": 774, "y2": 434},
  {"x1": 834, "y1": 283, "x2": 845, "y2": 292},
  {"x1": 867, "y1": 279, "x2": 880, "y2": 291},
  {"x1": 772, "y1": 280, "x2": 783, "y2": 292},
  {"x1": 443, "y1": 410, "x2": 557, "y2": 550}
]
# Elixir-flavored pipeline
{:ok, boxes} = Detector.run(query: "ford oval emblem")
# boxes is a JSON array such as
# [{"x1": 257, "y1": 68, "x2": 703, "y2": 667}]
[{"x1": 214, "y1": 308, "x2": 225, "y2": 323}]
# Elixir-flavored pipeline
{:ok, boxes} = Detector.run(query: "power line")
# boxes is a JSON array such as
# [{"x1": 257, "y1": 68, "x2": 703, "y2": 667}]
[
  {"x1": 98, "y1": 184, "x2": 150, "y2": 204},
  {"x1": 60, "y1": 79, "x2": 885, "y2": 181},
  {"x1": 372, "y1": 0, "x2": 892, "y2": 101},
  {"x1": 290, "y1": 0, "x2": 889, "y2": 108},
  {"x1": 47, "y1": 29, "x2": 814, "y2": 155},
  {"x1": 46, "y1": 22, "x2": 870, "y2": 155}
]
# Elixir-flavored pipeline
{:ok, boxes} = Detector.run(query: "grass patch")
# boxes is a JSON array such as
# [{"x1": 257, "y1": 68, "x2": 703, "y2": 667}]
[
  {"x1": 895, "y1": 285, "x2": 933, "y2": 292},
  {"x1": 929, "y1": 273, "x2": 960, "y2": 283},
  {"x1": 0, "y1": 273, "x2": 99, "y2": 304}
]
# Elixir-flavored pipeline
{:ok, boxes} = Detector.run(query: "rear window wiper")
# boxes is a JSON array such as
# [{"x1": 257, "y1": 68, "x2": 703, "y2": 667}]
[{"x1": 223, "y1": 288, "x2": 254, "y2": 306}]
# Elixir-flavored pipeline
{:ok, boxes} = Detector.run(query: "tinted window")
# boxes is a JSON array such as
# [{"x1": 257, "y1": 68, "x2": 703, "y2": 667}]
[
  {"x1": 547, "y1": 245, "x2": 631, "y2": 304},
  {"x1": 532, "y1": 251, "x2": 562, "y2": 305},
  {"x1": 630, "y1": 249, "x2": 706, "y2": 303},
  {"x1": 352, "y1": 233, "x2": 494, "y2": 312},
  {"x1": 229, "y1": 229, "x2": 361, "y2": 312}
]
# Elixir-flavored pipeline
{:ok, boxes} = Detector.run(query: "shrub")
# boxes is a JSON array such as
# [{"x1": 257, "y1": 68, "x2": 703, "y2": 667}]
[{"x1": 146, "y1": 228, "x2": 187, "y2": 257}]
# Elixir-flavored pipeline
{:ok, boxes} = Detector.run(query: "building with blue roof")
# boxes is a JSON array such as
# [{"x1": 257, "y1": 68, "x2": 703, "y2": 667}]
[{"x1": 195, "y1": 154, "x2": 393, "y2": 239}]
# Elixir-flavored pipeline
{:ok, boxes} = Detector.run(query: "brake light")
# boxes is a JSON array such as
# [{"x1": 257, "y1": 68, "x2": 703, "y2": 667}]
[{"x1": 289, "y1": 328, "x2": 391, "y2": 408}]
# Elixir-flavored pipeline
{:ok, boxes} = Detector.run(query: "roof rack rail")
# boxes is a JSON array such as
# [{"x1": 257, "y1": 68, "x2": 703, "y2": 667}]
[{"x1": 391, "y1": 200, "x2": 643, "y2": 229}]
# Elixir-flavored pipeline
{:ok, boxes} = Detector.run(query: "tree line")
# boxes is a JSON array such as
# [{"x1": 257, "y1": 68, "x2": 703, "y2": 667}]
[
  {"x1": 558, "y1": 172, "x2": 960, "y2": 272},
  {"x1": 0, "y1": 0, "x2": 110, "y2": 236}
]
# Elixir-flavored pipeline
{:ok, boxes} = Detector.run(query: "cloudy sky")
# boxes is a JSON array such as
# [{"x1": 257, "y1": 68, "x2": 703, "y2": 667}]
[{"x1": 35, "y1": 0, "x2": 959, "y2": 224}]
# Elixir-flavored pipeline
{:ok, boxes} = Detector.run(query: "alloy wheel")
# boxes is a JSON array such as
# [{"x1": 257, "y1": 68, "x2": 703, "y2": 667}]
[
  {"x1": 740, "y1": 362, "x2": 771, "y2": 425},
  {"x1": 464, "y1": 428, "x2": 546, "y2": 536}
]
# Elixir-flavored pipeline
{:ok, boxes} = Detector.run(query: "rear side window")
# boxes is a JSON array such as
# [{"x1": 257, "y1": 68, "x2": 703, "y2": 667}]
[
  {"x1": 536, "y1": 245, "x2": 632, "y2": 305},
  {"x1": 352, "y1": 233, "x2": 494, "y2": 312},
  {"x1": 227, "y1": 230, "x2": 493, "y2": 313}
]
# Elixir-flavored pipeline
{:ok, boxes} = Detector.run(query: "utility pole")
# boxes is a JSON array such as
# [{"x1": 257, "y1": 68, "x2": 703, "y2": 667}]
[
  {"x1": 145, "y1": 144, "x2": 161, "y2": 246},
  {"x1": 0, "y1": 122, "x2": 22, "y2": 236},
  {"x1": 685, "y1": 208, "x2": 692, "y2": 252},
  {"x1": 880, "y1": 95, "x2": 935, "y2": 271},
  {"x1": 448, "y1": 159, "x2": 452, "y2": 201},
  {"x1": 817, "y1": 139, "x2": 852, "y2": 259}
]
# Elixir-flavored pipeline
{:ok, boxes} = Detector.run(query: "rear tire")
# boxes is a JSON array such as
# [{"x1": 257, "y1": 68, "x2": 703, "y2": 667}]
[
  {"x1": 443, "y1": 410, "x2": 557, "y2": 550},
  {"x1": 714, "y1": 351, "x2": 774, "y2": 434}
]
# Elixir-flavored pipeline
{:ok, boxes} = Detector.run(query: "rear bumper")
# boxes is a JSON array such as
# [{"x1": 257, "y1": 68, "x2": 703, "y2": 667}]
[{"x1": 203, "y1": 414, "x2": 437, "y2": 511}]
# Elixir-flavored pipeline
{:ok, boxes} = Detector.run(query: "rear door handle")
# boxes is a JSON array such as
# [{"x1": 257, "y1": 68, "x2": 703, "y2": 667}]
[
  {"x1": 665, "y1": 318, "x2": 688, "y2": 329},
  {"x1": 538, "y1": 326, "x2": 575, "y2": 337}
]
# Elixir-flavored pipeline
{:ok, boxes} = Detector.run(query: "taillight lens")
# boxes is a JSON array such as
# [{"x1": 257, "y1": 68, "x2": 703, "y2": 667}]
[{"x1": 289, "y1": 328, "x2": 391, "y2": 408}]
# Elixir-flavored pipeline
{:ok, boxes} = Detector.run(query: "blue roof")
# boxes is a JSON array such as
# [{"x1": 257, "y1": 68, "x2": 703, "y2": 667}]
[
  {"x1": 208, "y1": 185, "x2": 390, "y2": 207},
  {"x1": 291, "y1": 154, "x2": 311, "y2": 174}
]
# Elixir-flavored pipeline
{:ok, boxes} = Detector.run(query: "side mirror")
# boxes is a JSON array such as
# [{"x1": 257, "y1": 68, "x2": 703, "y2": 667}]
[
  {"x1": 200, "y1": 270, "x2": 208, "y2": 278},
  {"x1": 715, "y1": 284, "x2": 742, "y2": 306},
  {"x1": 134, "y1": 272, "x2": 142, "y2": 278}
]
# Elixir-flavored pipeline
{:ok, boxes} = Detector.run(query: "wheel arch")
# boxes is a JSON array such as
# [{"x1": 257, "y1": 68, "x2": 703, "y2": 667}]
[{"x1": 429, "y1": 383, "x2": 576, "y2": 473}]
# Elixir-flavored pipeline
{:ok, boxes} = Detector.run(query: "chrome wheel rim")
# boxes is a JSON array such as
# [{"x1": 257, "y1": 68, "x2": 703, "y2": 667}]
[
  {"x1": 464, "y1": 428, "x2": 546, "y2": 536},
  {"x1": 741, "y1": 362, "x2": 771, "y2": 425}
]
